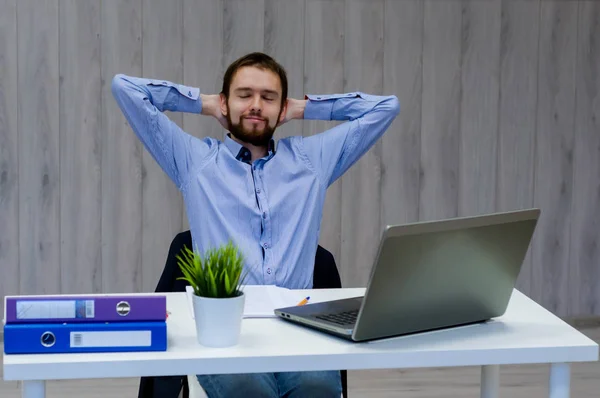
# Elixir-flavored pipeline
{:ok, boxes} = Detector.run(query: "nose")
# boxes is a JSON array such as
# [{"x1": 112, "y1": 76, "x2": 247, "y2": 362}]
[{"x1": 250, "y1": 95, "x2": 262, "y2": 112}]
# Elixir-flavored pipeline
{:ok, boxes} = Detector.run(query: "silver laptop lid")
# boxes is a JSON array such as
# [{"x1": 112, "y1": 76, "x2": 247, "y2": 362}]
[{"x1": 352, "y1": 209, "x2": 540, "y2": 342}]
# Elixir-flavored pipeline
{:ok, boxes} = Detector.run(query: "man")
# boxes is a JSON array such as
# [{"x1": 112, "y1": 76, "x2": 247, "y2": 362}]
[{"x1": 112, "y1": 52, "x2": 399, "y2": 398}]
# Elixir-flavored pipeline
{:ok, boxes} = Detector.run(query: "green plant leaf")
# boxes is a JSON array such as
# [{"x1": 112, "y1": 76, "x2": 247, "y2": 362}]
[
  {"x1": 224, "y1": 271, "x2": 231, "y2": 295},
  {"x1": 176, "y1": 240, "x2": 247, "y2": 298}
]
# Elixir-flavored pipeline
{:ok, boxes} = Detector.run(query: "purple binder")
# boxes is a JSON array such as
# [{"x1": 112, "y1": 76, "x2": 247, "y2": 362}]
[{"x1": 4, "y1": 294, "x2": 167, "y2": 324}]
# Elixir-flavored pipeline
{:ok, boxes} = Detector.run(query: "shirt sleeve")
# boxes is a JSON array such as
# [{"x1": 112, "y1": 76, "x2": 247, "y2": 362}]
[
  {"x1": 110, "y1": 73, "x2": 215, "y2": 189},
  {"x1": 298, "y1": 92, "x2": 400, "y2": 187}
]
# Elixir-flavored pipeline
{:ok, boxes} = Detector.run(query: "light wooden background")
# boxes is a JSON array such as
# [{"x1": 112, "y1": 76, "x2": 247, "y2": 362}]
[{"x1": 0, "y1": 0, "x2": 598, "y2": 318}]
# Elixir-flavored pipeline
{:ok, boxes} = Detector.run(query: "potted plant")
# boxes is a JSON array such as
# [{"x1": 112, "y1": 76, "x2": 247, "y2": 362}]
[{"x1": 176, "y1": 240, "x2": 248, "y2": 347}]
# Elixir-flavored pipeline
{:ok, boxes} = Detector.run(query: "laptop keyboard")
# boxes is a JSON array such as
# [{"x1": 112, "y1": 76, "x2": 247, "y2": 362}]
[{"x1": 315, "y1": 309, "x2": 359, "y2": 326}]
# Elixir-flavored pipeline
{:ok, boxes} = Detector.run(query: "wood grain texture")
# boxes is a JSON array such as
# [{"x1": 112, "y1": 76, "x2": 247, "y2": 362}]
[
  {"x1": 222, "y1": 0, "x2": 265, "y2": 67},
  {"x1": 264, "y1": 0, "x2": 305, "y2": 140},
  {"x1": 569, "y1": 1, "x2": 600, "y2": 316},
  {"x1": 420, "y1": 0, "x2": 462, "y2": 222},
  {"x1": 59, "y1": 0, "x2": 102, "y2": 294},
  {"x1": 141, "y1": 0, "x2": 184, "y2": 292},
  {"x1": 532, "y1": 0, "x2": 578, "y2": 315},
  {"x1": 381, "y1": 0, "x2": 423, "y2": 227},
  {"x1": 101, "y1": 0, "x2": 143, "y2": 293},
  {"x1": 181, "y1": 0, "x2": 224, "y2": 232},
  {"x1": 0, "y1": 0, "x2": 19, "y2": 302},
  {"x1": 303, "y1": 0, "x2": 345, "y2": 268},
  {"x1": 340, "y1": 0, "x2": 384, "y2": 287},
  {"x1": 17, "y1": 0, "x2": 61, "y2": 295},
  {"x1": 3, "y1": 0, "x2": 600, "y2": 317},
  {"x1": 459, "y1": 0, "x2": 501, "y2": 217},
  {"x1": 497, "y1": 0, "x2": 540, "y2": 294}
]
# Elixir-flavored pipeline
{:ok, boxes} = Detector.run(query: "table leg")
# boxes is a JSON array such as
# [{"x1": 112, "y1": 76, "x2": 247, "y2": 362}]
[
  {"x1": 480, "y1": 365, "x2": 500, "y2": 398},
  {"x1": 549, "y1": 363, "x2": 570, "y2": 398},
  {"x1": 22, "y1": 380, "x2": 45, "y2": 398}
]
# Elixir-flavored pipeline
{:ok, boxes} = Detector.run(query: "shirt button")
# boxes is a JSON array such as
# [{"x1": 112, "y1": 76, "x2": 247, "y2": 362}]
[
  {"x1": 256, "y1": 188, "x2": 261, "y2": 194},
  {"x1": 262, "y1": 212, "x2": 267, "y2": 219},
  {"x1": 263, "y1": 243, "x2": 269, "y2": 249},
  {"x1": 267, "y1": 268, "x2": 272, "y2": 274}
]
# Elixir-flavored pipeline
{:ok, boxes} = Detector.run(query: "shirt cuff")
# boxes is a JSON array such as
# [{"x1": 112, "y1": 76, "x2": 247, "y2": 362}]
[
  {"x1": 304, "y1": 93, "x2": 359, "y2": 120},
  {"x1": 175, "y1": 84, "x2": 201, "y2": 114}
]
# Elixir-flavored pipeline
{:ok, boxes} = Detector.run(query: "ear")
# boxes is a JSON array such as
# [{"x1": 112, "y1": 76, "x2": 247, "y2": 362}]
[
  {"x1": 278, "y1": 98, "x2": 288, "y2": 124},
  {"x1": 219, "y1": 93, "x2": 228, "y2": 116}
]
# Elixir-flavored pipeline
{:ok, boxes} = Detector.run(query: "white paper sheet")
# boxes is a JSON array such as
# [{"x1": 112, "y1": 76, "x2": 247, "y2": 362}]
[{"x1": 185, "y1": 285, "x2": 305, "y2": 318}]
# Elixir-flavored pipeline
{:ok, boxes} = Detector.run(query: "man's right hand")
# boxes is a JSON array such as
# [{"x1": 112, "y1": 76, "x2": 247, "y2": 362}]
[{"x1": 201, "y1": 94, "x2": 228, "y2": 130}]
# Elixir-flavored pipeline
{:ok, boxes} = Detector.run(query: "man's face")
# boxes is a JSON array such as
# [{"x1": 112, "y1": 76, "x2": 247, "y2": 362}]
[{"x1": 220, "y1": 66, "x2": 287, "y2": 147}]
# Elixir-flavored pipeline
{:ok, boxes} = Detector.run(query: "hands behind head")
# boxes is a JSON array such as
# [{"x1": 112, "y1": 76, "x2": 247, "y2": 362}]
[{"x1": 277, "y1": 98, "x2": 307, "y2": 127}]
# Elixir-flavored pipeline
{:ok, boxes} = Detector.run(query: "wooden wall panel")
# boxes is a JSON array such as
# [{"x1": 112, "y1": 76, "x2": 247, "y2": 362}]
[
  {"x1": 223, "y1": 0, "x2": 265, "y2": 67},
  {"x1": 381, "y1": 0, "x2": 423, "y2": 227},
  {"x1": 59, "y1": 0, "x2": 102, "y2": 294},
  {"x1": 17, "y1": 0, "x2": 61, "y2": 295},
  {"x1": 0, "y1": 0, "x2": 19, "y2": 300},
  {"x1": 420, "y1": 0, "x2": 462, "y2": 221},
  {"x1": 569, "y1": 1, "x2": 600, "y2": 316},
  {"x1": 532, "y1": 0, "x2": 578, "y2": 315},
  {"x1": 497, "y1": 0, "x2": 540, "y2": 294},
  {"x1": 141, "y1": 0, "x2": 184, "y2": 292},
  {"x1": 1, "y1": 0, "x2": 599, "y2": 318},
  {"x1": 458, "y1": 0, "x2": 501, "y2": 216},
  {"x1": 101, "y1": 0, "x2": 143, "y2": 293}
]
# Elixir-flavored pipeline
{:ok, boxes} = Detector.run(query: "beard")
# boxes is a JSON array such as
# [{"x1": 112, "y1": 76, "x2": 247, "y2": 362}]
[{"x1": 226, "y1": 103, "x2": 282, "y2": 147}]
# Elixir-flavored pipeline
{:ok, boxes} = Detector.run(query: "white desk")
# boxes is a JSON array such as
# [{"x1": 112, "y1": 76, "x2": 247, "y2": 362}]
[{"x1": 4, "y1": 288, "x2": 598, "y2": 398}]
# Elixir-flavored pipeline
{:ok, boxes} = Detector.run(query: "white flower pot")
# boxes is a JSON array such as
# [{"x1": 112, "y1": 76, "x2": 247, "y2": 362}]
[{"x1": 192, "y1": 292, "x2": 245, "y2": 348}]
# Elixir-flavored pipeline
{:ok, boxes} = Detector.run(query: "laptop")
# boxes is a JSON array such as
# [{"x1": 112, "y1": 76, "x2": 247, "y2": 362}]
[{"x1": 274, "y1": 208, "x2": 540, "y2": 342}]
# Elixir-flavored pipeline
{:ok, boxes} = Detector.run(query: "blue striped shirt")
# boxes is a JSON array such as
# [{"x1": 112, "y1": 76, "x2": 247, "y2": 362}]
[{"x1": 111, "y1": 74, "x2": 399, "y2": 289}]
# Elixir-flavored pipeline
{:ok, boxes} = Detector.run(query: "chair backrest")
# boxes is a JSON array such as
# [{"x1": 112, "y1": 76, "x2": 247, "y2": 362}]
[
  {"x1": 313, "y1": 245, "x2": 342, "y2": 289},
  {"x1": 154, "y1": 230, "x2": 342, "y2": 292}
]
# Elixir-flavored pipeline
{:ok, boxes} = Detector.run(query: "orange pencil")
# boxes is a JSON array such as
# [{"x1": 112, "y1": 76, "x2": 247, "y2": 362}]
[{"x1": 297, "y1": 296, "x2": 310, "y2": 306}]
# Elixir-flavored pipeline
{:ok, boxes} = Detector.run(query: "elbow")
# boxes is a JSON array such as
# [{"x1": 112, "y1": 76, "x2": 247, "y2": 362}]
[
  {"x1": 110, "y1": 74, "x2": 128, "y2": 98},
  {"x1": 388, "y1": 95, "x2": 400, "y2": 117},
  {"x1": 111, "y1": 74, "x2": 122, "y2": 97}
]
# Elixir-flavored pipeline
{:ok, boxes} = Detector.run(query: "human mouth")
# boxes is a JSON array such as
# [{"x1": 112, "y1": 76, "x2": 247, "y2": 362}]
[{"x1": 244, "y1": 116, "x2": 265, "y2": 122}]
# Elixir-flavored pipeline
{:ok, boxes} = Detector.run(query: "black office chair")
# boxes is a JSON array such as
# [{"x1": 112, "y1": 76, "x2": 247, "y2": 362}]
[{"x1": 138, "y1": 230, "x2": 348, "y2": 398}]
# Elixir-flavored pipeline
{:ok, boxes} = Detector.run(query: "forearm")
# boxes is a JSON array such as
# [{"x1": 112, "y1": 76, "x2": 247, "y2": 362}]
[
  {"x1": 303, "y1": 92, "x2": 399, "y2": 122},
  {"x1": 298, "y1": 92, "x2": 400, "y2": 188},
  {"x1": 111, "y1": 74, "x2": 201, "y2": 114},
  {"x1": 110, "y1": 74, "x2": 206, "y2": 187}
]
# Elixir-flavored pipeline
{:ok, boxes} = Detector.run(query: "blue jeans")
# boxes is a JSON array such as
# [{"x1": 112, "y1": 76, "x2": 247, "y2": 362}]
[{"x1": 196, "y1": 370, "x2": 342, "y2": 397}]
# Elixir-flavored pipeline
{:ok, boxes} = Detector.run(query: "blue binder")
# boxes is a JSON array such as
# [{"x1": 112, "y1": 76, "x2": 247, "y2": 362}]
[{"x1": 4, "y1": 321, "x2": 167, "y2": 354}]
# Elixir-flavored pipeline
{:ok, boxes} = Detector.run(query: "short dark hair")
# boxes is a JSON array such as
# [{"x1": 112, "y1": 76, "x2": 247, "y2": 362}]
[{"x1": 221, "y1": 52, "x2": 288, "y2": 106}]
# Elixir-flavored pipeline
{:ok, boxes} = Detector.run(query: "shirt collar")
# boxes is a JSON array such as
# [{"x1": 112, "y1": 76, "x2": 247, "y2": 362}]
[{"x1": 224, "y1": 133, "x2": 276, "y2": 164}]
